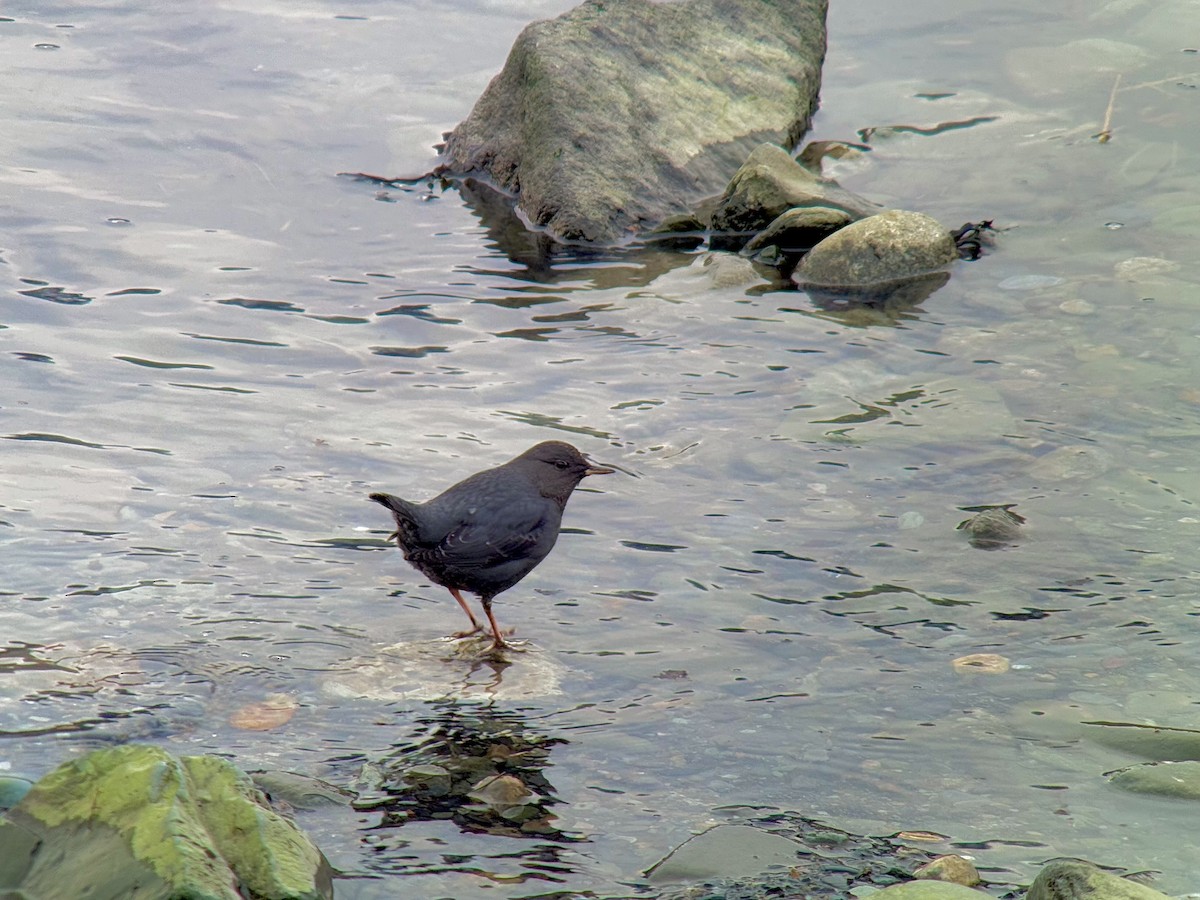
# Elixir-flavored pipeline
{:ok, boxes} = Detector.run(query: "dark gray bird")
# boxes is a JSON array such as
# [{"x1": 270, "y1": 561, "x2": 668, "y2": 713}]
[{"x1": 368, "y1": 440, "x2": 613, "y2": 649}]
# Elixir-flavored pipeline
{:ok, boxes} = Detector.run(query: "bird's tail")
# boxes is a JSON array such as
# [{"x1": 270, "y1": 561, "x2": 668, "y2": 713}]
[{"x1": 368, "y1": 492, "x2": 420, "y2": 542}]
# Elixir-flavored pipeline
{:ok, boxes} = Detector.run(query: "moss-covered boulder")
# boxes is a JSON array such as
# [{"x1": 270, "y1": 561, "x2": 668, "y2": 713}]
[
  {"x1": 0, "y1": 744, "x2": 332, "y2": 900},
  {"x1": 1027, "y1": 860, "x2": 1172, "y2": 900}
]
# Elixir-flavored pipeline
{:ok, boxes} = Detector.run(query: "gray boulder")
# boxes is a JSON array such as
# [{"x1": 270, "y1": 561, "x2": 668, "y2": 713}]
[
  {"x1": 437, "y1": 0, "x2": 829, "y2": 245},
  {"x1": 794, "y1": 209, "x2": 958, "y2": 288}
]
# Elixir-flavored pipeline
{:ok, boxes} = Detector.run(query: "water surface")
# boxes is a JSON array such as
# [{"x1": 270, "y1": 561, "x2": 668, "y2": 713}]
[{"x1": 3, "y1": 0, "x2": 1200, "y2": 895}]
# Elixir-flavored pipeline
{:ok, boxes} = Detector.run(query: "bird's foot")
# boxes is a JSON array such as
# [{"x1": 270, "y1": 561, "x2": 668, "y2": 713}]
[
  {"x1": 450, "y1": 625, "x2": 484, "y2": 640},
  {"x1": 486, "y1": 633, "x2": 528, "y2": 655}
]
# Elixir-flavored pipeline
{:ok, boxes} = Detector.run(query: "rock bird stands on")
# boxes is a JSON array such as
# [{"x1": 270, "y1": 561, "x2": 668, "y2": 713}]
[{"x1": 369, "y1": 441, "x2": 613, "y2": 650}]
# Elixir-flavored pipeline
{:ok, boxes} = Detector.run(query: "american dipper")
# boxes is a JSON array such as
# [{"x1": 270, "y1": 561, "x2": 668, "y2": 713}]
[{"x1": 368, "y1": 440, "x2": 613, "y2": 649}]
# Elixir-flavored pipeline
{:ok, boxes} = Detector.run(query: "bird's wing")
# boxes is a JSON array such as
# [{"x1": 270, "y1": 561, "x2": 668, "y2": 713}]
[{"x1": 414, "y1": 490, "x2": 558, "y2": 571}]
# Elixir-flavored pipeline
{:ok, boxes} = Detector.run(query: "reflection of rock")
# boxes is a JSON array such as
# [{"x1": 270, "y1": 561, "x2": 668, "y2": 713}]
[
  {"x1": 794, "y1": 210, "x2": 958, "y2": 289},
  {"x1": 438, "y1": 1, "x2": 829, "y2": 245},
  {"x1": 0, "y1": 745, "x2": 332, "y2": 900},
  {"x1": 322, "y1": 636, "x2": 570, "y2": 702},
  {"x1": 802, "y1": 271, "x2": 951, "y2": 315},
  {"x1": 355, "y1": 700, "x2": 574, "y2": 842}
]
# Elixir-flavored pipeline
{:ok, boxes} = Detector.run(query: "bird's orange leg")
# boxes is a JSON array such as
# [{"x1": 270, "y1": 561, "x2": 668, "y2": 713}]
[
  {"x1": 448, "y1": 588, "x2": 484, "y2": 638},
  {"x1": 482, "y1": 598, "x2": 511, "y2": 650}
]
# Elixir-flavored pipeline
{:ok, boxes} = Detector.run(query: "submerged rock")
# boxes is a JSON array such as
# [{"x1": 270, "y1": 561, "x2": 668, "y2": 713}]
[
  {"x1": 0, "y1": 744, "x2": 332, "y2": 900},
  {"x1": 322, "y1": 636, "x2": 571, "y2": 702},
  {"x1": 437, "y1": 1, "x2": 830, "y2": 244},
  {"x1": 1107, "y1": 760, "x2": 1200, "y2": 800},
  {"x1": 648, "y1": 812, "x2": 941, "y2": 898},
  {"x1": 957, "y1": 505, "x2": 1025, "y2": 549}
]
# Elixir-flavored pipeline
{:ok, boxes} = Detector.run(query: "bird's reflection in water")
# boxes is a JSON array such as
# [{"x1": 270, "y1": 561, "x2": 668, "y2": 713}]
[{"x1": 353, "y1": 700, "x2": 579, "y2": 872}]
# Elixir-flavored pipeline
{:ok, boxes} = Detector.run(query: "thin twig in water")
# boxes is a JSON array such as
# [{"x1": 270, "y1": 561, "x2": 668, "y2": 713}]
[{"x1": 1094, "y1": 73, "x2": 1122, "y2": 143}]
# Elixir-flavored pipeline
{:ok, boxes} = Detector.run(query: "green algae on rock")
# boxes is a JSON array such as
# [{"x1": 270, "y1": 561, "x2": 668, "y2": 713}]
[{"x1": 0, "y1": 744, "x2": 332, "y2": 900}]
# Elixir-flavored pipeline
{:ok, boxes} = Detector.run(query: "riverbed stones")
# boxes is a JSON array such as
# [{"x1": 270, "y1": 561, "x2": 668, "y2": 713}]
[
  {"x1": 437, "y1": 0, "x2": 829, "y2": 244},
  {"x1": 793, "y1": 209, "x2": 958, "y2": 289}
]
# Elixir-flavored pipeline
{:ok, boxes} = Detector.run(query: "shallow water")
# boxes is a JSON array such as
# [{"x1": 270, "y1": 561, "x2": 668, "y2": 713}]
[{"x1": 4, "y1": 0, "x2": 1200, "y2": 895}]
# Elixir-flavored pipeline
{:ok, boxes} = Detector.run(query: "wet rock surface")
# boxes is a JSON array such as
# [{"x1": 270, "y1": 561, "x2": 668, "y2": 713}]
[
  {"x1": 793, "y1": 209, "x2": 958, "y2": 288},
  {"x1": 438, "y1": 0, "x2": 829, "y2": 244}
]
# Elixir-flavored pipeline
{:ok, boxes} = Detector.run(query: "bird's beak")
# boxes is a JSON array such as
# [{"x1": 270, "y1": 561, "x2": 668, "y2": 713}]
[{"x1": 584, "y1": 459, "x2": 616, "y2": 477}]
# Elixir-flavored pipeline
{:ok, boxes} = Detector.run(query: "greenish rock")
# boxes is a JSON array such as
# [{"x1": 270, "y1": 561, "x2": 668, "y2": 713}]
[
  {"x1": 794, "y1": 209, "x2": 958, "y2": 288},
  {"x1": 1107, "y1": 760, "x2": 1200, "y2": 799},
  {"x1": 322, "y1": 634, "x2": 571, "y2": 701},
  {"x1": 0, "y1": 744, "x2": 332, "y2": 900},
  {"x1": 1084, "y1": 720, "x2": 1200, "y2": 763},
  {"x1": 868, "y1": 880, "x2": 987, "y2": 900},
  {"x1": 741, "y1": 205, "x2": 855, "y2": 260},
  {"x1": 1026, "y1": 860, "x2": 1172, "y2": 900},
  {"x1": 438, "y1": 0, "x2": 829, "y2": 245},
  {"x1": 709, "y1": 142, "x2": 879, "y2": 246},
  {"x1": 913, "y1": 854, "x2": 982, "y2": 886}
]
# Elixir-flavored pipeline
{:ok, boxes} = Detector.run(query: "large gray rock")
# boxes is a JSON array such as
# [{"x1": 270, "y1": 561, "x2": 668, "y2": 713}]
[{"x1": 437, "y1": 0, "x2": 829, "y2": 245}]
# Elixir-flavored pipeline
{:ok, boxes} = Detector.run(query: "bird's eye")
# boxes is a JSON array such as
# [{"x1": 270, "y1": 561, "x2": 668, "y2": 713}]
[{"x1": 555, "y1": 460, "x2": 570, "y2": 470}]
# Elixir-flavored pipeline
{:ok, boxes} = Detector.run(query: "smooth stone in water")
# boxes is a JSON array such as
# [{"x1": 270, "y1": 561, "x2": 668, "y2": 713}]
[{"x1": 793, "y1": 209, "x2": 957, "y2": 288}]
